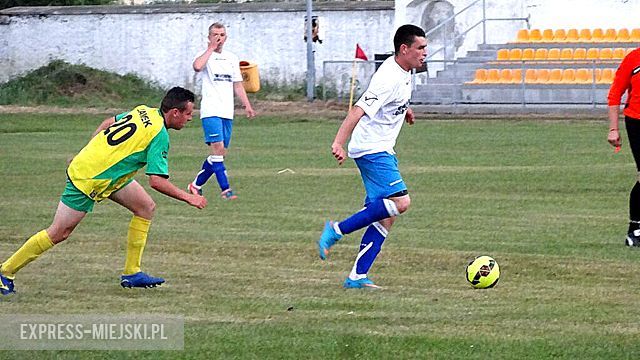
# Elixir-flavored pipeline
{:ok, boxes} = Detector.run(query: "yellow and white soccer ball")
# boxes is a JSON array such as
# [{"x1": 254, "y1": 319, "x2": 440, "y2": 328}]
[{"x1": 466, "y1": 256, "x2": 500, "y2": 289}]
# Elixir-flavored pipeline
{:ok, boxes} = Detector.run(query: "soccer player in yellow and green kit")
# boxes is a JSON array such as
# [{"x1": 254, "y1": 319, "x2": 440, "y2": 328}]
[{"x1": 0, "y1": 87, "x2": 207, "y2": 296}]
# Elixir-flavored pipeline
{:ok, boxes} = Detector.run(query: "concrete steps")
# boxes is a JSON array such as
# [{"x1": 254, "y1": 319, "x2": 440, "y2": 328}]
[{"x1": 412, "y1": 42, "x2": 617, "y2": 106}]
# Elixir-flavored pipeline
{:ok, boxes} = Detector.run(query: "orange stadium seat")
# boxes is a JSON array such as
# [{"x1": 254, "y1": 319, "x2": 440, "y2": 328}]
[
  {"x1": 529, "y1": 29, "x2": 543, "y2": 42},
  {"x1": 578, "y1": 29, "x2": 592, "y2": 42},
  {"x1": 534, "y1": 48, "x2": 548, "y2": 60},
  {"x1": 597, "y1": 68, "x2": 615, "y2": 84},
  {"x1": 616, "y1": 28, "x2": 630, "y2": 42},
  {"x1": 525, "y1": 69, "x2": 537, "y2": 83},
  {"x1": 626, "y1": 48, "x2": 635, "y2": 56},
  {"x1": 591, "y1": 28, "x2": 604, "y2": 42},
  {"x1": 599, "y1": 48, "x2": 613, "y2": 60},
  {"x1": 536, "y1": 69, "x2": 551, "y2": 83},
  {"x1": 496, "y1": 48, "x2": 509, "y2": 61},
  {"x1": 547, "y1": 48, "x2": 561, "y2": 61},
  {"x1": 522, "y1": 48, "x2": 535, "y2": 61},
  {"x1": 573, "y1": 48, "x2": 586, "y2": 60},
  {"x1": 560, "y1": 48, "x2": 574, "y2": 60},
  {"x1": 516, "y1": 29, "x2": 529, "y2": 42},
  {"x1": 566, "y1": 29, "x2": 580, "y2": 42},
  {"x1": 561, "y1": 69, "x2": 576, "y2": 83},
  {"x1": 553, "y1": 29, "x2": 567, "y2": 42},
  {"x1": 487, "y1": 69, "x2": 500, "y2": 83},
  {"x1": 541, "y1": 29, "x2": 555, "y2": 42},
  {"x1": 499, "y1": 69, "x2": 513, "y2": 83},
  {"x1": 630, "y1": 28, "x2": 640, "y2": 41},
  {"x1": 612, "y1": 48, "x2": 626, "y2": 60},
  {"x1": 549, "y1": 69, "x2": 563, "y2": 83},
  {"x1": 469, "y1": 69, "x2": 488, "y2": 83},
  {"x1": 510, "y1": 69, "x2": 523, "y2": 83},
  {"x1": 509, "y1": 48, "x2": 523, "y2": 61},
  {"x1": 586, "y1": 48, "x2": 600, "y2": 60},
  {"x1": 575, "y1": 68, "x2": 592, "y2": 84},
  {"x1": 603, "y1": 28, "x2": 617, "y2": 42}
]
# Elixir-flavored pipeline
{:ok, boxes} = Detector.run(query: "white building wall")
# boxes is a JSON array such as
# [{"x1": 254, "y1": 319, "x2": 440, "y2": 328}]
[
  {"x1": 0, "y1": 4, "x2": 394, "y2": 90},
  {"x1": 525, "y1": 0, "x2": 640, "y2": 29}
]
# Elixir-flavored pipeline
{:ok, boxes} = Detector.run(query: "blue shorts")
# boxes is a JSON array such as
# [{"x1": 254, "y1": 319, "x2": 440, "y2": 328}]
[
  {"x1": 354, "y1": 152, "x2": 407, "y2": 206},
  {"x1": 202, "y1": 116, "x2": 233, "y2": 148}
]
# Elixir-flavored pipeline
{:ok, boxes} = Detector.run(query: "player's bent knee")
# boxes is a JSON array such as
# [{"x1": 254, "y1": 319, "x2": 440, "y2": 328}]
[
  {"x1": 133, "y1": 199, "x2": 156, "y2": 219},
  {"x1": 47, "y1": 227, "x2": 73, "y2": 244},
  {"x1": 396, "y1": 196, "x2": 411, "y2": 214},
  {"x1": 143, "y1": 200, "x2": 156, "y2": 218},
  {"x1": 210, "y1": 142, "x2": 226, "y2": 156},
  {"x1": 387, "y1": 194, "x2": 410, "y2": 214}
]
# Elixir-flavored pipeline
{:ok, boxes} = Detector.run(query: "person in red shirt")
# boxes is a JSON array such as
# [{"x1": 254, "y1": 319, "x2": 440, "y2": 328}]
[{"x1": 608, "y1": 47, "x2": 640, "y2": 246}]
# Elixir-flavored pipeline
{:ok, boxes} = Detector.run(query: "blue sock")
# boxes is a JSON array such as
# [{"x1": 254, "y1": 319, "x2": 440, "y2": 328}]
[
  {"x1": 194, "y1": 156, "x2": 215, "y2": 187},
  {"x1": 337, "y1": 198, "x2": 399, "y2": 235},
  {"x1": 351, "y1": 222, "x2": 387, "y2": 278},
  {"x1": 209, "y1": 156, "x2": 230, "y2": 191}
]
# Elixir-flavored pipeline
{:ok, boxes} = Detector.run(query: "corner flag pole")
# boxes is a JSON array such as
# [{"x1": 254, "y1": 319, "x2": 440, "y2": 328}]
[{"x1": 348, "y1": 60, "x2": 357, "y2": 111}]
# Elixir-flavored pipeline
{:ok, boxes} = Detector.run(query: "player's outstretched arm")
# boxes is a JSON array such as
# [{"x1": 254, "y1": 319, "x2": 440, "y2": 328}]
[
  {"x1": 332, "y1": 106, "x2": 364, "y2": 165},
  {"x1": 148, "y1": 175, "x2": 207, "y2": 209}
]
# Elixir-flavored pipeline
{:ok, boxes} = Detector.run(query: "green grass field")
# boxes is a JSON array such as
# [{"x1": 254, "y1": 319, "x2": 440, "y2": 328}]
[{"x1": 1, "y1": 111, "x2": 639, "y2": 358}]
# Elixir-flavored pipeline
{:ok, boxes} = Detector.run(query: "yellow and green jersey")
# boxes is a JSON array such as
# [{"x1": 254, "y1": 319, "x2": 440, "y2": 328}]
[{"x1": 67, "y1": 105, "x2": 170, "y2": 202}]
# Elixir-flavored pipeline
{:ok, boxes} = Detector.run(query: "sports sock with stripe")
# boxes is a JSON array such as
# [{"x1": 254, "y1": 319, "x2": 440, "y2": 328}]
[
  {"x1": 348, "y1": 222, "x2": 387, "y2": 280},
  {"x1": 337, "y1": 198, "x2": 399, "y2": 235}
]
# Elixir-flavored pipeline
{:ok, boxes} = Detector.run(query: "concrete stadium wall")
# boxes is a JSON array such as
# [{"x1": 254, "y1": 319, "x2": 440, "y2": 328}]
[{"x1": 0, "y1": 3, "x2": 394, "y2": 89}]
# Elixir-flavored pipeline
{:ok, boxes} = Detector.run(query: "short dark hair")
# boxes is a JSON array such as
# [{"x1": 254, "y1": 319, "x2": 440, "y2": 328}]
[
  {"x1": 160, "y1": 87, "x2": 195, "y2": 113},
  {"x1": 393, "y1": 24, "x2": 426, "y2": 55}
]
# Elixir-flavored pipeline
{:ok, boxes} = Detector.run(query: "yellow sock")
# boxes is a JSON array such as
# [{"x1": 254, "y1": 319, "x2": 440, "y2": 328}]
[
  {"x1": 1, "y1": 230, "x2": 54, "y2": 279},
  {"x1": 123, "y1": 215, "x2": 151, "y2": 275}
]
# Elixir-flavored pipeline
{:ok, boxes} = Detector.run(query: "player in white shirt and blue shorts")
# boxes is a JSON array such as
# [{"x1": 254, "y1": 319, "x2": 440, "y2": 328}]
[
  {"x1": 188, "y1": 22, "x2": 256, "y2": 200},
  {"x1": 317, "y1": 24, "x2": 427, "y2": 289}
]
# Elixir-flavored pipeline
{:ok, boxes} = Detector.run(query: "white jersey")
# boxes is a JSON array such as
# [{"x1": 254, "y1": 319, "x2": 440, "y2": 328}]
[
  {"x1": 348, "y1": 56, "x2": 412, "y2": 158},
  {"x1": 198, "y1": 49, "x2": 242, "y2": 119}
]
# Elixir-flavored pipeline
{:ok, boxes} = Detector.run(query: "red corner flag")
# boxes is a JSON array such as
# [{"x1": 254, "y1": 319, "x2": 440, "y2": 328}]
[{"x1": 355, "y1": 44, "x2": 368, "y2": 61}]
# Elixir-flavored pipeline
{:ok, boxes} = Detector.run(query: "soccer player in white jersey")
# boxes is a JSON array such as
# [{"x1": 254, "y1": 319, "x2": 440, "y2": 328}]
[
  {"x1": 188, "y1": 22, "x2": 256, "y2": 200},
  {"x1": 317, "y1": 24, "x2": 427, "y2": 289}
]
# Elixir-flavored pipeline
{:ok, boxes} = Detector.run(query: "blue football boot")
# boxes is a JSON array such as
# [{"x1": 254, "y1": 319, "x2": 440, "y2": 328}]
[
  {"x1": 120, "y1": 272, "x2": 165, "y2": 288},
  {"x1": 220, "y1": 188, "x2": 238, "y2": 200},
  {"x1": 318, "y1": 221, "x2": 342, "y2": 260},
  {"x1": 343, "y1": 277, "x2": 380, "y2": 289},
  {"x1": 0, "y1": 273, "x2": 15, "y2": 295}
]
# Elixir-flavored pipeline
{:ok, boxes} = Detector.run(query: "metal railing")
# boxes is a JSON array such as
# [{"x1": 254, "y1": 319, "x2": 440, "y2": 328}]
[{"x1": 425, "y1": 0, "x2": 529, "y2": 69}]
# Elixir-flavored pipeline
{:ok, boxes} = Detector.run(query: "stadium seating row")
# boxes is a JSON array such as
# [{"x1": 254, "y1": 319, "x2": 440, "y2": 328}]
[
  {"x1": 495, "y1": 47, "x2": 634, "y2": 62},
  {"x1": 515, "y1": 28, "x2": 640, "y2": 43},
  {"x1": 467, "y1": 68, "x2": 616, "y2": 84}
]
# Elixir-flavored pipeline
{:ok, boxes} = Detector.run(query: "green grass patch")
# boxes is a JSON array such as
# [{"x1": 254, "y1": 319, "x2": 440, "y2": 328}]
[
  {"x1": 0, "y1": 60, "x2": 165, "y2": 108},
  {"x1": 0, "y1": 113, "x2": 639, "y2": 358}
]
